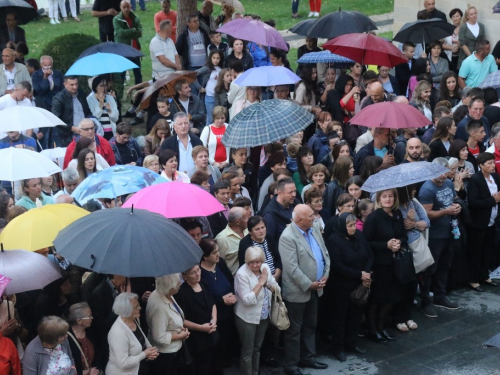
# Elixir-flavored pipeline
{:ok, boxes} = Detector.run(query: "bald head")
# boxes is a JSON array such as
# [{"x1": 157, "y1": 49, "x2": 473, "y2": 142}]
[
  {"x1": 406, "y1": 137, "x2": 422, "y2": 162},
  {"x1": 2, "y1": 48, "x2": 14, "y2": 67},
  {"x1": 393, "y1": 95, "x2": 409, "y2": 104},
  {"x1": 120, "y1": 0, "x2": 131, "y2": 15},
  {"x1": 292, "y1": 204, "x2": 314, "y2": 231},
  {"x1": 370, "y1": 81, "x2": 384, "y2": 103},
  {"x1": 55, "y1": 194, "x2": 75, "y2": 204},
  {"x1": 228, "y1": 206, "x2": 249, "y2": 231}
]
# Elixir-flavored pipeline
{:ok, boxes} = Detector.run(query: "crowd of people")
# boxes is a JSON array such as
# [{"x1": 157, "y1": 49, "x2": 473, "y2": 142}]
[{"x1": 2, "y1": 0, "x2": 500, "y2": 374}]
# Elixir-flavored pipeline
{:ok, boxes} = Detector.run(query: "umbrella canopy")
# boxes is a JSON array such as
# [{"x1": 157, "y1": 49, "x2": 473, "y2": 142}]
[
  {"x1": 0, "y1": 247, "x2": 62, "y2": 295},
  {"x1": 223, "y1": 99, "x2": 314, "y2": 148},
  {"x1": 0, "y1": 204, "x2": 89, "y2": 251},
  {"x1": 0, "y1": 0, "x2": 37, "y2": 25},
  {"x1": 0, "y1": 274, "x2": 10, "y2": 296},
  {"x1": 290, "y1": 8, "x2": 378, "y2": 39},
  {"x1": 0, "y1": 148, "x2": 62, "y2": 181},
  {"x1": 217, "y1": 19, "x2": 288, "y2": 51},
  {"x1": 393, "y1": 18, "x2": 455, "y2": 45},
  {"x1": 71, "y1": 165, "x2": 167, "y2": 205},
  {"x1": 0, "y1": 106, "x2": 64, "y2": 133},
  {"x1": 78, "y1": 41, "x2": 145, "y2": 59},
  {"x1": 350, "y1": 102, "x2": 432, "y2": 129},
  {"x1": 40, "y1": 147, "x2": 66, "y2": 167},
  {"x1": 54, "y1": 208, "x2": 203, "y2": 277},
  {"x1": 296, "y1": 50, "x2": 355, "y2": 68},
  {"x1": 139, "y1": 70, "x2": 197, "y2": 110},
  {"x1": 234, "y1": 66, "x2": 301, "y2": 87},
  {"x1": 479, "y1": 71, "x2": 500, "y2": 89},
  {"x1": 322, "y1": 33, "x2": 408, "y2": 68},
  {"x1": 122, "y1": 182, "x2": 225, "y2": 218},
  {"x1": 361, "y1": 161, "x2": 449, "y2": 193},
  {"x1": 66, "y1": 53, "x2": 139, "y2": 76}
]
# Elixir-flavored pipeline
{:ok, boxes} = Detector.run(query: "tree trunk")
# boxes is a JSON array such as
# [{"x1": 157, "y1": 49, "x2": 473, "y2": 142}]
[{"x1": 176, "y1": 0, "x2": 198, "y2": 37}]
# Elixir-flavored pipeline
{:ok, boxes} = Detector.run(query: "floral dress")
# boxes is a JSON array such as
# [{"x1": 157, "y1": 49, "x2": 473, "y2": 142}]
[{"x1": 45, "y1": 344, "x2": 73, "y2": 375}]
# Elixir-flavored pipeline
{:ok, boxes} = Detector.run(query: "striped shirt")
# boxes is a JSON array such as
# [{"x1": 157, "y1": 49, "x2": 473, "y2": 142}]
[{"x1": 252, "y1": 239, "x2": 275, "y2": 275}]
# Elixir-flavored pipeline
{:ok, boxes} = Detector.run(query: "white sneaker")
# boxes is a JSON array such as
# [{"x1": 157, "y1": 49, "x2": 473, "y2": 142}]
[
  {"x1": 308, "y1": 12, "x2": 314, "y2": 17},
  {"x1": 50, "y1": 18, "x2": 56, "y2": 25},
  {"x1": 55, "y1": 18, "x2": 60, "y2": 24},
  {"x1": 314, "y1": 12, "x2": 320, "y2": 17}
]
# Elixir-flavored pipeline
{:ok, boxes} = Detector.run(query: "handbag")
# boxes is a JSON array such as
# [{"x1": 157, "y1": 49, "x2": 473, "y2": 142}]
[
  {"x1": 393, "y1": 246, "x2": 416, "y2": 283},
  {"x1": 408, "y1": 233, "x2": 434, "y2": 274},
  {"x1": 176, "y1": 342, "x2": 193, "y2": 370},
  {"x1": 270, "y1": 289, "x2": 290, "y2": 330},
  {"x1": 350, "y1": 282, "x2": 370, "y2": 306}
]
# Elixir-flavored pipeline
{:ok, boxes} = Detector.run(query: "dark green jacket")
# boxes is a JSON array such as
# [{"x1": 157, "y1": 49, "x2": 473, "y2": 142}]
[{"x1": 113, "y1": 11, "x2": 142, "y2": 50}]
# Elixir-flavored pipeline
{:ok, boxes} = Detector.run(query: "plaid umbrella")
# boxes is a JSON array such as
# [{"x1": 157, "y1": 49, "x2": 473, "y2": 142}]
[
  {"x1": 222, "y1": 99, "x2": 314, "y2": 148},
  {"x1": 297, "y1": 50, "x2": 355, "y2": 68},
  {"x1": 479, "y1": 71, "x2": 500, "y2": 89}
]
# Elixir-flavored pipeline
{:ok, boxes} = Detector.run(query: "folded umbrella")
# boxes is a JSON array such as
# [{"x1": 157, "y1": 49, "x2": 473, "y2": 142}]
[
  {"x1": 0, "y1": 0, "x2": 37, "y2": 25},
  {"x1": 66, "y1": 53, "x2": 139, "y2": 76},
  {"x1": 350, "y1": 101, "x2": 432, "y2": 129},
  {"x1": 234, "y1": 66, "x2": 301, "y2": 87},
  {"x1": 54, "y1": 207, "x2": 203, "y2": 277},
  {"x1": 393, "y1": 18, "x2": 455, "y2": 46},
  {"x1": 0, "y1": 106, "x2": 64, "y2": 133},
  {"x1": 0, "y1": 148, "x2": 62, "y2": 181},
  {"x1": 122, "y1": 182, "x2": 224, "y2": 218},
  {"x1": 217, "y1": 19, "x2": 288, "y2": 51},
  {"x1": 479, "y1": 71, "x2": 500, "y2": 89},
  {"x1": 78, "y1": 41, "x2": 145, "y2": 59},
  {"x1": 296, "y1": 50, "x2": 355, "y2": 68}
]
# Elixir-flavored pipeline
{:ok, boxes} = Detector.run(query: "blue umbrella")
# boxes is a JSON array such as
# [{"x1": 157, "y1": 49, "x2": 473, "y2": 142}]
[
  {"x1": 297, "y1": 51, "x2": 355, "y2": 68},
  {"x1": 223, "y1": 99, "x2": 314, "y2": 148},
  {"x1": 71, "y1": 165, "x2": 167, "y2": 204},
  {"x1": 66, "y1": 53, "x2": 139, "y2": 76},
  {"x1": 78, "y1": 42, "x2": 144, "y2": 59},
  {"x1": 479, "y1": 71, "x2": 500, "y2": 89},
  {"x1": 233, "y1": 66, "x2": 301, "y2": 87},
  {"x1": 361, "y1": 161, "x2": 449, "y2": 193}
]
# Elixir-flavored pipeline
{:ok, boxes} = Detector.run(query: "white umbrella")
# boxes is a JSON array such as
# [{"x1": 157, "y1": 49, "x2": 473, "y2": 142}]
[
  {"x1": 0, "y1": 106, "x2": 64, "y2": 133},
  {"x1": 41, "y1": 147, "x2": 67, "y2": 168},
  {"x1": 0, "y1": 147, "x2": 62, "y2": 181}
]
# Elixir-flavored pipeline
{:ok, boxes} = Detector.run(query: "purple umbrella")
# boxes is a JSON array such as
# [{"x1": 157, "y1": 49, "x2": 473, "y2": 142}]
[
  {"x1": 217, "y1": 19, "x2": 289, "y2": 51},
  {"x1": 234, "y1": 66, "x2": 301, "y2": 86}
]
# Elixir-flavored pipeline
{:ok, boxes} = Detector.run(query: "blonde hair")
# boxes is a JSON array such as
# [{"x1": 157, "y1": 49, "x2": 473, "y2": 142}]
[
  {"x1": 463, "y1": 4, "x2": 477, "y2": 24},
  {"x1": 374, "y1": 188, "x2": 399, "y2": 211},
  {"x1": 244, "y1": 246, "x2": 265, "y2": 264},
  {"x1": 147, "y1": 119, "x2": 171, "y2": 150},
  {"x1": 143, "y1": 155, "x2": 159, "y2": 169},
  {"x1": 413, "y1": 80, "x2": 432, "y2": 105}
]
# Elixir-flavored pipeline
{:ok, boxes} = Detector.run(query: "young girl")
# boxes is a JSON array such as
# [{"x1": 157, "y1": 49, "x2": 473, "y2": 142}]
[
  {"x1": 195, "y1": 50, "x2": 224, "y2": 125},
  {"x1": 144, "y1": 119, "x2": 171, "y2": 156},
  {"x1": 214, "y1": 68, "x2": 232, "y2": 109},
  {"x1": 346, "y1": 175, "x2": 364, "y2": 201},
  {"x1": 355, "y1": 198, "x2": 374, "y2": 231},
  {"x1": 41, "y1": 175, "x2": 60, "y2": 197}
]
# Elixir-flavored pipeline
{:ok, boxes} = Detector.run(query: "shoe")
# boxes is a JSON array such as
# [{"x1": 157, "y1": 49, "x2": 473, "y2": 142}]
[
  {"x1": 55, "y1": 18, "x2": 60, "y2": 23},
  {"x1": 406, "y1": 320, "x2": 418, "y2": 330},
  {"x1": 314, "y1": 12, "x2": 319, "y2": 17},
  {"x1": 396, "y1": 323, "x2": 409, "y2": 332},
  {"x1": 434, "y1": 297, "x2": 459, "y2": 310},
  {"x1": 421, "y1": 304, "x2": 438, "y2": 318},
  {"x1": 298, "y1": 360, "x2": 328, "y2": 369},
  {"x1": 291, "y1": 13, "x2": 300, "y2": 18},
  {"x1": 261, "y1": 357, "x2": 280, "y2": 368},
  {"x1": 470, "y1": 284, "x2": 485, "y2": 292},
  {"x1": 308, "y1": 11, "x2": 314, "y2": 17},
  {"x1": 333, "y1": 351, "x2": 346, "y2": 362},
  {"x1": 50, "y1": 18, "x2": 56, "y2": 24},
  {"x1": 381, "y1": 330, "x2": 396, "y2": 341},
  {"x1": 63, "y1": 17, "x2": 68, "y2": 21},
  {"x1": 122, "y1": 111, "x2": 136, "y2": 118},
  {"x1": 131, "y1": 117, "x2": 143, "y2": 125},
  {"x1": 368, "y1": 332, "x2": 388, "y2": 343},
  {"x1": 345, "y1": 345, "x2": 366, "y2": 354},
  {"x1": 73, "y1": 17, "x2": 81, "y2": 22},
  {"x1": 483, "y1": 280, "x2": 499, "y2": 287}
]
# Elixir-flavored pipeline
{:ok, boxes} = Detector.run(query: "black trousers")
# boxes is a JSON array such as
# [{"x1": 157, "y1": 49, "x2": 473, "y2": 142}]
[
  {"x1": 330, "y1": 289, "x2": 363, "y2": 352},
  {"x1": 150, "y1": 352, "x2": 178, "y2": 375},
  {"x1": 392, "y1": 278, "x2": 418, "y2": 322},
  {"x1": 419, "y1": 238, "x2": 452, "y2": 306},
  {"x1": 467, "y1": 225, "x2": 496, "y2": 283},
  {"x1": 99, "y1": 29, "x2": 114, "y2": 42}
]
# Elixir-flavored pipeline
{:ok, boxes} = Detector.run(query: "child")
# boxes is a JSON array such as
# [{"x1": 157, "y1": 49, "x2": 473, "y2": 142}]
[
  {"x1": 147, "y1": 96, "x2": 173, "y2": 134},
  {"x1": 207, "y1": 31, "x2": 229, "y2": 58},
  {"x1": 195, "y1": 50, "x2": 224, "y2": 125},
  {"x1": 214, "y1": 68, "x2": 232, "y2": 109},
  {"x1": 330, "y1": 121, "x2": 343, "y2": 140},
  {"x1": 355, "y1": 198, "x2": 374, "y2": 231},
  {"x1": 285, "y1": 142, "x2": 300, "y2": 173}
]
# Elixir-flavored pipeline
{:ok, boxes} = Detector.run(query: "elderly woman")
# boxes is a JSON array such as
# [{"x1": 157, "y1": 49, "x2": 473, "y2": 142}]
[
  {"x1": 234, "y1": 246, "x2": 280, "y2": 375},
  {"x1": 200, "y1": 106, "x2": 230, "y2": 170},
  {"x1": 87, "y1": 75, "x2": 119, "y2": 140},
  {"x1": 159, "y1": 149, "x2": 190, "y2": 183},
  {"x1": 326, "y1": 213, "x2": 373, "y2": 361},
  {"x1": 176, "y1": 265, "x2": 217, "y2": 375},
  {"x1": 187, "y1": 145, "x2": 221, "y2": 186},
  {"x1": 304, "y1": 187, "x2": 327, "y2": 232},
  {"x1": 146, "y1": 274, "x2": 189, "y2": 375},
  {"x1": 143, "y1": 155, "x2": 160, "y2": 174},
  {"x1": 23, "y1": 316, "x2": 76, "y2": 375},
  {"x1": 16, "y1": 178, "x2": 54, "y2": 210},
  {"x1": 67, "y1": 303, "x2": 101, "y2": 375},
  {"x1": 106, "y1": 293, "x2": 159, "y2": 375}
]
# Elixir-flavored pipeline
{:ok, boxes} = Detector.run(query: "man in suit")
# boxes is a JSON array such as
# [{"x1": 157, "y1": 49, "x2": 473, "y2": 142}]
[
  {"x1": 395, "y1": 42, "x2": 416, "y2": 97},
  {"x1": 279, "y1": 204, "x2": 330, "y2": 375},
  {"x1": 0, "y1": 12, "x2": 26, "y2": 50}
]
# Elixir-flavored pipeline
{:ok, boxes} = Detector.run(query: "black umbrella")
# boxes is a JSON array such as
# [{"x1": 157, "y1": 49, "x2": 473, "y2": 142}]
[
  {"x1": 289, "y1": 19, "x2": 316, "y2": 37},
  {"x1": 53, "y1": 207, "x2": 203, "y2": 277},
  {"x1": 290, "y1": 7, "x2": 378, "y2": 39},
  {"x1": 0, "y1": 0, "x2": 37, "y2": 25},
  {"x1": 78, "y1": 41, "x2": 144, "y2": 60},
  {"x1": 393, "y1": 18, "x2": 455, "y2": 47}
]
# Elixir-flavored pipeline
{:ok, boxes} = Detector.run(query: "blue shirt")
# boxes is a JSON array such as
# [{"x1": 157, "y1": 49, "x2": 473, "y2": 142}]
[
  {"x1": 459, "y1": 52, "x2": 497, "y2": 88},
  {"x1": 294, "y1": 223, "x2": 324, "y2": 281},
  {"x1": 374, "y1": 146, "x2": 388, "y2": 158}
]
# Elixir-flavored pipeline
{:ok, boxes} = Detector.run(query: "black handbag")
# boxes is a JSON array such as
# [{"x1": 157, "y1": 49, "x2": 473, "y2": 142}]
[
  {"x1": 393, "y1": 247, "x2": 416, "y2": 283},
  {"x1": 350, "y1": 283, "x2": 370, "y2": 306},
  {"x1": 177, "y1": 342, "x2": 193, "y2": 370}
]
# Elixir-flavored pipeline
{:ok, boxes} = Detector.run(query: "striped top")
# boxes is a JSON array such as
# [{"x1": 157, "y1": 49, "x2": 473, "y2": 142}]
[
  {"x1": 100, "y1": 105, "x2": 112, "y2": 133},
  {"x1": 252, "y1": 238, "x2": 276, "y2": 275}
]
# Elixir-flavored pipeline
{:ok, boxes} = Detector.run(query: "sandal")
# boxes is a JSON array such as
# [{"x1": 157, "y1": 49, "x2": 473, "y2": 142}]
[
  {"x1": 406, "y1": 320, "x2": 418, "y2": 330},
  {"x1": 396, "y1": 323, "x2": 409, "y2": 332},
  {"x1": 73, "y1": 17, "x2": 81, "y2": 22}
]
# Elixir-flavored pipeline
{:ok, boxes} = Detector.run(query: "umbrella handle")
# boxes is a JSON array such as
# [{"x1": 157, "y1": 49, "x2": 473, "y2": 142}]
[{"x1": 90, "y1": 254, "x2": 96, "y2": 269}]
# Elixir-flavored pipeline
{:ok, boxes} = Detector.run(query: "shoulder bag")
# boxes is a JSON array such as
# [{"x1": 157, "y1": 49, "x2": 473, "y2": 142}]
[
  {"x1": 393, "y1": 246, "x2": 416, "y2": 284},
  {"x1": 350, "y1": 282, "x2": 370, "y2": 306},
  {"x1": 270, "y1": 289, "x2": 290, "y2": 330}
]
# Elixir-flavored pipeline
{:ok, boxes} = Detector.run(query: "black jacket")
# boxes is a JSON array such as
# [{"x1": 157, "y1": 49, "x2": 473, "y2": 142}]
[
  {"x1": 467, "y1": 142, "x2": 485, "y2": 172},
  {"x1": 238, "y1": 234, "x2": 283, "y2": 271},
  {"x1": 159, "y1": 133, "x2": 203, "y2": 168},
  {"x1": 224, "y1": 50, "x2": 254, "y2": 71},
  {"x1": 324, "y1": 89, "x2": 344, "y2": 123},
  {"x1": 428, "y1": 138, "x2": 449, "y2": 161},
  {"x1": 175, "y1": 26, "x2": 210, "y2": 69},
  {"x1": 207, "y1": 211, "x2": 228, "y2": 238},
  {"x1": 52, "y1": 88, "x2": 92, "y2": 139},
  {"x1": 263, "y1": 197, "x2": 295, "y2": 248},
  {"x1": 169, "y1": 93, "x2": 207, "y2": 132},
  {"x1": 395, "y1": 58, "x2": 415, "y2": 94},
  {"x1": 354, "y1": 140, "x2": 375, "y2": 174},
  {"x1": 32, "y1": 69, "x2": 64, "y2": 111},
  {"x1": 466, "y1": 171, "x2": 500, "y2": 228},
  {"x1": 0, "y1": 25, "x2": 25, "y2": 49}
]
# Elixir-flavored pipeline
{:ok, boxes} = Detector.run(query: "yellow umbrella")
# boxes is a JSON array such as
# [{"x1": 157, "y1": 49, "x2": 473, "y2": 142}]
[{"x1": 0, "y1": 204, "x2": 89, "y2": 251}]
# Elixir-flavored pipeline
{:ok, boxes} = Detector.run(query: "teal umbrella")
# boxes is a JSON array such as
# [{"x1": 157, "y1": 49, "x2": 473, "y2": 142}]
[{"x1": 66, "y1": 52, "x2": 138, "y2": 76}]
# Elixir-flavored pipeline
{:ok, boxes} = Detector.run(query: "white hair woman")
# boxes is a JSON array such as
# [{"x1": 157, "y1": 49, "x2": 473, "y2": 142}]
[
  {"x1": 234, "y1": 246, "x2": 280, "y2": 375},
  {"x1": 146, "y1": 274, "x2": 189, "y2": 375},
  {"x1": 106, "y1": 293, "x2": 158, "y2": 375}
]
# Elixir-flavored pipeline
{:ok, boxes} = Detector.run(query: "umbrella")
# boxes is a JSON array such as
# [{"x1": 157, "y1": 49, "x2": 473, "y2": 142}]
[
  {"x1": 122, "y1": 182, "x2": 225, "y2": 218},
  {"x1": 350, "y1": 102, "x2": 432, "y2": 129},
  {"x1": 296, "y1": 50, "x2": 355, "y2": 68},
  {"x1": 212, "y1": 0, "x2": 244, "y2": 13},
  {"x1": 54, "y1": 208, "x2": 203, "y2": 277},
  {"x1": 288, "y1": 18, "x2": 316, "y2": 37},
  {"x1": 223, "y1": 99, "x2": 314, "y2": 148},
  {"x1": 0, "y1": 106, "x2": 64, "y2": 133},
  {"x1": 139, "y1": 70, "x2": 197, "y2": 110},
  {"x1": 0, "y1": 147, "x2": 61, "y2": 181},
  {"x1": 40, "y1": 147, "x2": 66, "y2": 167},
  {"x1": 78, "y1": 41, "x2": 144, "y2": 59},
  {"x1": 217, "y1": 19, "x2": 289, "y2": 51},
  {"x1": 290, "y1": 7, "x2": 378, "y2": 39},
  {"x1": 0, "y1": 0, "x2": 37, "y2": 25},
  {"x1": 233, "y1": 66, "x2": 301, "y2": 87},
  {"x1": 71, "y1": 165, "x2": 167, "y2": 205},
  {"x1": 393, "y1": 18, "x2": 456, "y2": 50},
  {"x1": 0, "y1": 274, "x2": 10, "y2": 296},
  {"x1": 361, "y1": 161, "x2": 449, "y2": 193},
  {"x1": 484, "y1": 332, "x2": 500, "y2": 348},
  {"x1": 0, "y1": 247, "x2": 62, "y2": 295},
  {"x1": 65, "y1": 53, "x2": 139, "y2": 76},
  {"x1": 322, "y1": 33, "x2": 408, "y2": 68},
  {"x1": 0, "y1": 204, "x2": 89, "y2": 251},
  {"x1": 479, "y1": 71, "x2": 500, "y2": 89}
]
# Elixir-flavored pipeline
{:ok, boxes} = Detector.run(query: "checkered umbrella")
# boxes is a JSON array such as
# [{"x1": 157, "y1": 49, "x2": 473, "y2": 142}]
[
  {"x1": 222, "y1": 99, "x2": 314, "y2": 148},
  {"x1": 297, "y1": 51, "x2": 355, "y2": 68},
  {"x1": 479, "y1": 71, "x2": 500, "y2": 89}
]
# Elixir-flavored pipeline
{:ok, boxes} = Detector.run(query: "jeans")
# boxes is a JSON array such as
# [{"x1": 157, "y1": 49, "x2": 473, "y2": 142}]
[
  {"x1": 205, "y1": 95, "x2": 215, "y2": 125},
  {"x1": 65, "y1": 0, "x2": 78, "y2": 15},
  {"x1": 130, "y1": 0, "x2": 145, "y2": 11},
  {"x1": 419, "y1": 238, "x2": 452, "y2": 306},
  {"x1": 292, "y1": 0, "x2": 300, "y2": 14},
  {"x1": 99, "y1": 29, "x2": 114, "y2": 42}
]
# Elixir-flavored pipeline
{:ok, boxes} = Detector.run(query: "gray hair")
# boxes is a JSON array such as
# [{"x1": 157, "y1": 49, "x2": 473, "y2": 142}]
[
  {"x1": 40, "y1": 55, "x2": 53, "y2": 64},
  {"x1": 228, "y1": 207, "x2": 245, "y2": 224},
  {"x1": 244, "y1": 246, "x2": 265, "y2": 264},
  {"x1": 62, "y1": 167, "x2": 79, "y2": 183},
  {"x1": 345, "y1": 213, "x2": 357, "y2": 224},
  {"x1": 461, "y1": 86, "x2": 471, "y2": 98},
  {"x1": 155, "y1": 274, "x2": 180, "y2": 295},
  {"x1": 79, "y1": 118, "x2": 94, "y2": 128},
  {"x1": 68, "y1": 302, "x2": 91, "y2": 325},
  {"x1": 112, "y1": 292, "x2": 138, "y2": 318},
  {"x1": 232, "y1": 12, "x2": 243, "y2": 19},
  {"x1": 173, "y1": 112, "x2": 188, "y2": 123},
  {"x1": 448, "y1": 157, "x2": 459, "y2": 168},
  {"x1": 159, "y1": 19, "x2": 172, "y2": 30},
  {"x1": 432, "y1": 157, "x2": 449, "y2": 168},
  {"x1": 491, "y1": 123, "x2": 500, "y2": 139}
]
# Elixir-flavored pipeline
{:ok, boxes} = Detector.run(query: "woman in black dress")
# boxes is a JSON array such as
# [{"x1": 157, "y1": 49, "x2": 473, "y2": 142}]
[{"x1": 363, "y1": 188, "x2": 407, "y2": 343}]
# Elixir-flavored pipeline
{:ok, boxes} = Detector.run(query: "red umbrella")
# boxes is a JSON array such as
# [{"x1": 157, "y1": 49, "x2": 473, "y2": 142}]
[
  {"x1": 349, "y1": 102, "x2": 432, "y2": 129},
  {"x1": 322, "y1": 33, "x2": 408, "y2": 68}
]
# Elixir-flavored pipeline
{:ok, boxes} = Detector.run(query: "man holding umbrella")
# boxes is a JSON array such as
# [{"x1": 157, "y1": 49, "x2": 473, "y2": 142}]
[{"x1": 0, "y1": 12, "x2": 26, "y2": 50}]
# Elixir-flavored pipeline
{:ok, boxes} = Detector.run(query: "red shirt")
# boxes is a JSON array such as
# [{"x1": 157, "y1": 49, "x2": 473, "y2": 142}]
[
  {"x1": 468, "y1": 145, "x2": 480, "y2": 158},
  {"x1": 124, "y1": 16, "x2": 139, "y2": 50},
  {"x1": 211, "y1": 125, "x2": 227, "y2": 163}
]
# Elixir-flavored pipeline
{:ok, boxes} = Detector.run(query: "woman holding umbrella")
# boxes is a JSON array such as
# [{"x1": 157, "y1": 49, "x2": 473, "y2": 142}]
[
  {"x1": 159, "y1": 149, "x2": 190, "y2": 183},
  {"x1": 224, "y1": 39, "x2": 254, "y2": 71},
  {"x1": 16, "y1": 178, "x2": 54, "y2": 210},
  {"x1": 87, "y1": 76, "x2": 119, "y2": 141},
  {"x1": 458, "y1": 5, "x2": 485, "y2": 69}
]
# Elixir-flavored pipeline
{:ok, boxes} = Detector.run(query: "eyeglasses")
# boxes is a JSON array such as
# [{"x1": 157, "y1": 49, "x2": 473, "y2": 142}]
[
  {"x1": 80, "y1": 127, "x2": 95, "y2": 132},
  {"x1": 80, "y1": 316, "x2": 93, "y2": 320}
]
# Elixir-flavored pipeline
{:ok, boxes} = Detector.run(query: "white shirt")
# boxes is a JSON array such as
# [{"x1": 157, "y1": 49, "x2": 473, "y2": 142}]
[
  {"x1": 467, "y1": 22, "x2": 480, "y2": 38},
  {"x1": 150, "y1": 34, "x2": 178, "y2": 80},
  {"x1": 485, "y1": 175, "x2": 498, "y2": 226},
  {"x1": 3, "y1": 65, "x2": 16, "y2": 90},
  {"x1": 206, "y1": 67, "x2": 221, "y2": 97}
]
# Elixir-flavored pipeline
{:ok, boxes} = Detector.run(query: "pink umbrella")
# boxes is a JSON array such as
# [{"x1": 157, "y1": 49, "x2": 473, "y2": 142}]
[
  {"x1": 122, "y1": 182, "x2": 225, "y2": 219},
  {"x1": 217, "y1": 19, "x2": 289, "y2": 51}
]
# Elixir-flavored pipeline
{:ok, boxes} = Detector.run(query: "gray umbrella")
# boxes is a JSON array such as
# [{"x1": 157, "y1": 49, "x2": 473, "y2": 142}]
[
  {"x1": 53, "y1": 207, "x2": 203, "y2": 277},
  {"x1": 484, "y1": 332, "x2": 500, "y2": 348},
  {"x1": 361, "y1": 161, "x2": 449, "y2": 193}
]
